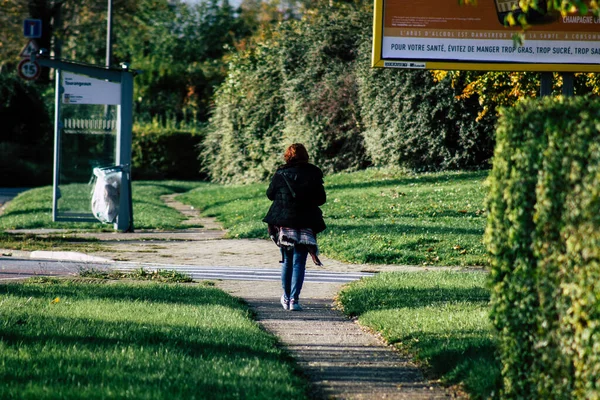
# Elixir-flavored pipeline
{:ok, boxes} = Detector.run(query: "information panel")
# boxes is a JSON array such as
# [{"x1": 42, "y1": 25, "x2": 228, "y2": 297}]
[
  {"x1": 63, "y1": 72, "x2": 121, "y2": 105},
  {"x1": 372, "y1": 0, "x2": 600, "y2": 71}
]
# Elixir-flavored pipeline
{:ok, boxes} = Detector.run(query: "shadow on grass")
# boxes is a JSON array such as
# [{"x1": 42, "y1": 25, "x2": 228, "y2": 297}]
[
  {"x1": 327, "y1": 223, "x2": 484, "y2": 237},
  {"x1": 0, "y1": 281, "x2": 246, "y2": 308},
  {"x1": 134, "y1": 181, "x2": 204, "y2": 193},
  {"x1": 404, "y1": 329, "x2": 500, "y2": 398},
  {"x1": 0, "y1": 232, "x2": 100, "y2": 243},
  {"x1": 326, "y1": 171, "x2": 488, "y2": 192},
  {"x1": 0, "y1": 207, "x2": 52, "y2": 218},
  {"x1": 337, "y1": 274, "x2": 499, "y2": 399},
  {"x1": 1, "y1": 314, "x2": 280, "y2": 362},
  {"x1": 340, "y1": 286, "x2": 490, "y2": 316},
  {"x1": 0, "y1": 281, "x2": 309, "y2": 399}
]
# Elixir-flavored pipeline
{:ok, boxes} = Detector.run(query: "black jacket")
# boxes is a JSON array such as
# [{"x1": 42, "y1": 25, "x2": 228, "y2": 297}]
[{"x1": 262, "y1": 161, "x2": 326, "y2": 233}]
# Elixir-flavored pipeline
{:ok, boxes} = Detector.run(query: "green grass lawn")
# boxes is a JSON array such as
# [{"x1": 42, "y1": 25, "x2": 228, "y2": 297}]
[
  {"x1": 0, "y1": 279, "x2": 309, "y2": 400},
  {"x1": 2, "y1": 169, "x2": 489, "y2": 267},
  {"x1": 337, "y1": 271, "x2": 499, "y2": 399},
  {"x1": 178, "y1": 168, "x2": 489, "y2": 266},
  {"x1": 0, "y1": 169, "x2": 497, "y2": 397},
  {"x1": 0, "y1": 180, "x2": 203, "y2": 231},
  {"x1": 0, "y1": 181, "x2": 205, "y2": 251}
]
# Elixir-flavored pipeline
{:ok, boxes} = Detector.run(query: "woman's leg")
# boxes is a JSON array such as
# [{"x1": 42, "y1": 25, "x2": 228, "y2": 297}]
[
  {"x1": 281, "y1": 247, "x2": 293, "y2": 301},
  {"x1": 290, "y1": 244, "x2": 309, "y2": 303}
]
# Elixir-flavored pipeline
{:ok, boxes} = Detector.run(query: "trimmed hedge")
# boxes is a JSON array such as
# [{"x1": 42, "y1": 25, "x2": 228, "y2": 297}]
[
  {"x1": 485, "y1": 96, "x2": 600, "y2": 399},
  {"x1": 132, "y1": 122, "x2": 205, "y2": 181}
]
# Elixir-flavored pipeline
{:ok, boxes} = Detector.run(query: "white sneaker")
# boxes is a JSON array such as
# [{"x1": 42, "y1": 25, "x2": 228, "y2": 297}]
[
  {"x1": 280, "y1": 295, "x2": 289, "y2": 310},
  {"x1": 290, "y1": 299, "x2": 303, "y2": 311}
]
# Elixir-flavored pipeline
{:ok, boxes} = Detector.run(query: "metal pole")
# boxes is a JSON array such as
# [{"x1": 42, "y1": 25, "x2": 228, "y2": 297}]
[
  {"x1": 561, "y1": 72, "x2": 574, "y2": 97},
  {"x1": 104, "y1": 0, "x2": 114, "y2": 165},
  {"x1": 106, "y1": 0, "x2": 113, "y2": 68},
  {"x1": 115, "y1": 69, "x2": 134, "y2": 232},
  {"x1": 52, "y1": 68, "x2": 62, "y2": 221},
  {"x1": 540, "y1": 72, "x2": 552, "y2": 97}
]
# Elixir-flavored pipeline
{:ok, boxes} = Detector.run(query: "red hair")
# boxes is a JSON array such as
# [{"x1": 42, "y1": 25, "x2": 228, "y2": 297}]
[{"x1": 284, "y1": 143, "x2": 309, "y2": 164}]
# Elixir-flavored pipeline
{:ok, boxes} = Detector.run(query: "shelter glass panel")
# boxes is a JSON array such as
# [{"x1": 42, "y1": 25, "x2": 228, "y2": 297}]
[{"x1": 55, "y1": 103, "x2": 117, "y2": 221}]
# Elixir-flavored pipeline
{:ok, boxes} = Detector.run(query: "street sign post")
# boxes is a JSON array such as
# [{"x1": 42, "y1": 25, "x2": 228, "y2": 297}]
[
  {"x1": 23, "y1": 19, "x2": 42, "y2": 38},
  {"x1": 17, "y1": 59, "x2": 41, "y2": 80}
]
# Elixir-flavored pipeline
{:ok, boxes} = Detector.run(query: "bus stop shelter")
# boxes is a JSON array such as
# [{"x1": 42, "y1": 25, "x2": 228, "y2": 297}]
[{"x1": 32, "y1": 52, "x2": 134, "y2": 232}]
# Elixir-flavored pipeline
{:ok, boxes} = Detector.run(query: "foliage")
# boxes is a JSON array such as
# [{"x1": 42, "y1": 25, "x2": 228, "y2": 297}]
[
  {"x1": 0, "y1": 73, "x2": 53, "y2": 186},
  {"x1": 0, "y1": 0, "x2": 29, "y2": 73},
  {"x1": 124, "y1": 0, "x2": 256, "y2": 123},
  {"x1": 178, "y1": 168, "x2": 489, "y2": 266},
  {"x1": 205, "y1": 3, "x2": 375, "y2": 184},
  {"x1": 0, "y1": 280, "x2": 309, "y2": 399},
  {"x1": 0, "y1": 0, "x2": 141, "y2": 82},
  {"x1": 486, "y1": 96, "x2": 600, "y2": 399},
  {"x1": 132, "y1": 119, "x2": 206, "y2": 180},
  {"x1": 0, "y1": 0, "x2": 259, "y2": 123},
  {"x1": 447, "y1": 71, "x2": 598, "y2": 119},
  {"x1": 357, "y1": 51, "x2": 495, "y2": 171},
  {"x1": 205, "y1": 1, "x2": 503, "y2": 182},
  {"x1": 202, "y1": 28, "x2": 287, "y2": 184},
  {"x1": 277, "y1": 5, "x2": 371, "y2": 172},
  {"x1": 337, "y1": 271, "x2": 499, "y2": 399}
]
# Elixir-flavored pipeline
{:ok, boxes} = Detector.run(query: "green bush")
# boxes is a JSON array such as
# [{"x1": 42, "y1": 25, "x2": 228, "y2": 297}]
[
  {"x1": 0, "y1": 73, "x2": 53, "y2": 186},
  {"x1": 204, "y1": 2, "x2": 497, "y2": 183},
  {"x1": 356, "y1": 48, "x2": 495, "y2": 171},
  {"x1": 202, "y1": 37, "x2": 286, "y2": 184},
  {"x1": 278, "y1": 7, "x2": 371, "y2": 173},
  {"x1": 204, "y1": 5, "x2": 370, "y2": 183},
  {"x1": 132, "y1": 120, "x2": 205, "y2": 180},
  {"x1": 485, "y1": 96, "x2": 600, "y2": 399}
]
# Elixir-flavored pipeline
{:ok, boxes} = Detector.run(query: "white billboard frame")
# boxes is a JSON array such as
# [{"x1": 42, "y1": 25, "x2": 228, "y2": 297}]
[{"x1": 372, "y1": 0, "x2": 600, "y2": 72}]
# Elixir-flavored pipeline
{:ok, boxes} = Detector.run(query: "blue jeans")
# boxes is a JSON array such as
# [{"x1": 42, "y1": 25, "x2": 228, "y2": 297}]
[{"x1": 281, "y1": 245, "x2": 308, "y2": 302}]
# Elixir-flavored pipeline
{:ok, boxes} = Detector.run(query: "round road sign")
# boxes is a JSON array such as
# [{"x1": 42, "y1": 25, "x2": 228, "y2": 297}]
[{"x1": 17, "y1": 59, "x2": 41, "y2": 80}]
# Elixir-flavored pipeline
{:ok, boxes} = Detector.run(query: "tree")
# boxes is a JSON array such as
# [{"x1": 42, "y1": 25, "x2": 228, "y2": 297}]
[{"x1": 0, "y1": 0, "x2": 140, "y2": 81}]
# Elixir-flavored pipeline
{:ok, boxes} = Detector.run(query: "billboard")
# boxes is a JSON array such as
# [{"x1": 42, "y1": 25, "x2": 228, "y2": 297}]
[{"x1": 372, "y1": 0, "x2": 600, "y2": 71}]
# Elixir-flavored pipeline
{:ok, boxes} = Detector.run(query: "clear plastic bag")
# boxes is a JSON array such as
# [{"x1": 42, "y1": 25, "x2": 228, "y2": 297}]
[{"x1": 91, "y1": 166, "x2": 122, "y2": 223}]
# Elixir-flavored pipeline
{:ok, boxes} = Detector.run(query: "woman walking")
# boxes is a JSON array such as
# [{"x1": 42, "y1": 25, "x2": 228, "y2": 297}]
[{"x1": 263, "y1": 143, "x2": 327, "y2": 311}]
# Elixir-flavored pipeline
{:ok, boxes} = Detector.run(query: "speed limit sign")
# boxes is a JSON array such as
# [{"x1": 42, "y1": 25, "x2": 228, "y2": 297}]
[{"x1": 17, "y1": 59, "x2": 41, "y2": 80}]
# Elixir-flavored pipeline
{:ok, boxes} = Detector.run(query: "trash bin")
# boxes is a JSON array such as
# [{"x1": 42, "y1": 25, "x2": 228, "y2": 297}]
[{"x1": 91, "y1": 165, "x2": 124, "y2": 223}]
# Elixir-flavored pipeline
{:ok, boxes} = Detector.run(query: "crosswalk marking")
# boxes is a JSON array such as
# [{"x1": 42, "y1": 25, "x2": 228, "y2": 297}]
[
  {"x1": 113, "y1": 264, "x2": 375, "y2": 283},
  {"x1": 0, "y1": 258, "x2": 376, "y2": 284}
]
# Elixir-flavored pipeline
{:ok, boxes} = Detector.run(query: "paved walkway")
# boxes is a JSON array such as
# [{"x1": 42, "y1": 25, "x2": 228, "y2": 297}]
[
  {"x1": 219, "y1": 280, "x2": 458, "y2": 399},
  {"x1": 0, "y1": 193, "x2": 464, "y2": 399}
]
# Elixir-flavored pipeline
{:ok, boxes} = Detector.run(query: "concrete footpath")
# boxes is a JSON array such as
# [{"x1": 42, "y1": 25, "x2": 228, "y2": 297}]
[{"x1": 0, "y1": 194, "x2": 464, "y2": 399}]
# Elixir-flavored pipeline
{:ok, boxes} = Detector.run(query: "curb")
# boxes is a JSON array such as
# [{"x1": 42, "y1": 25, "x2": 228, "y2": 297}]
[{"x1": 29, "y1": 251, "x2": 114, "y2": 263}]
